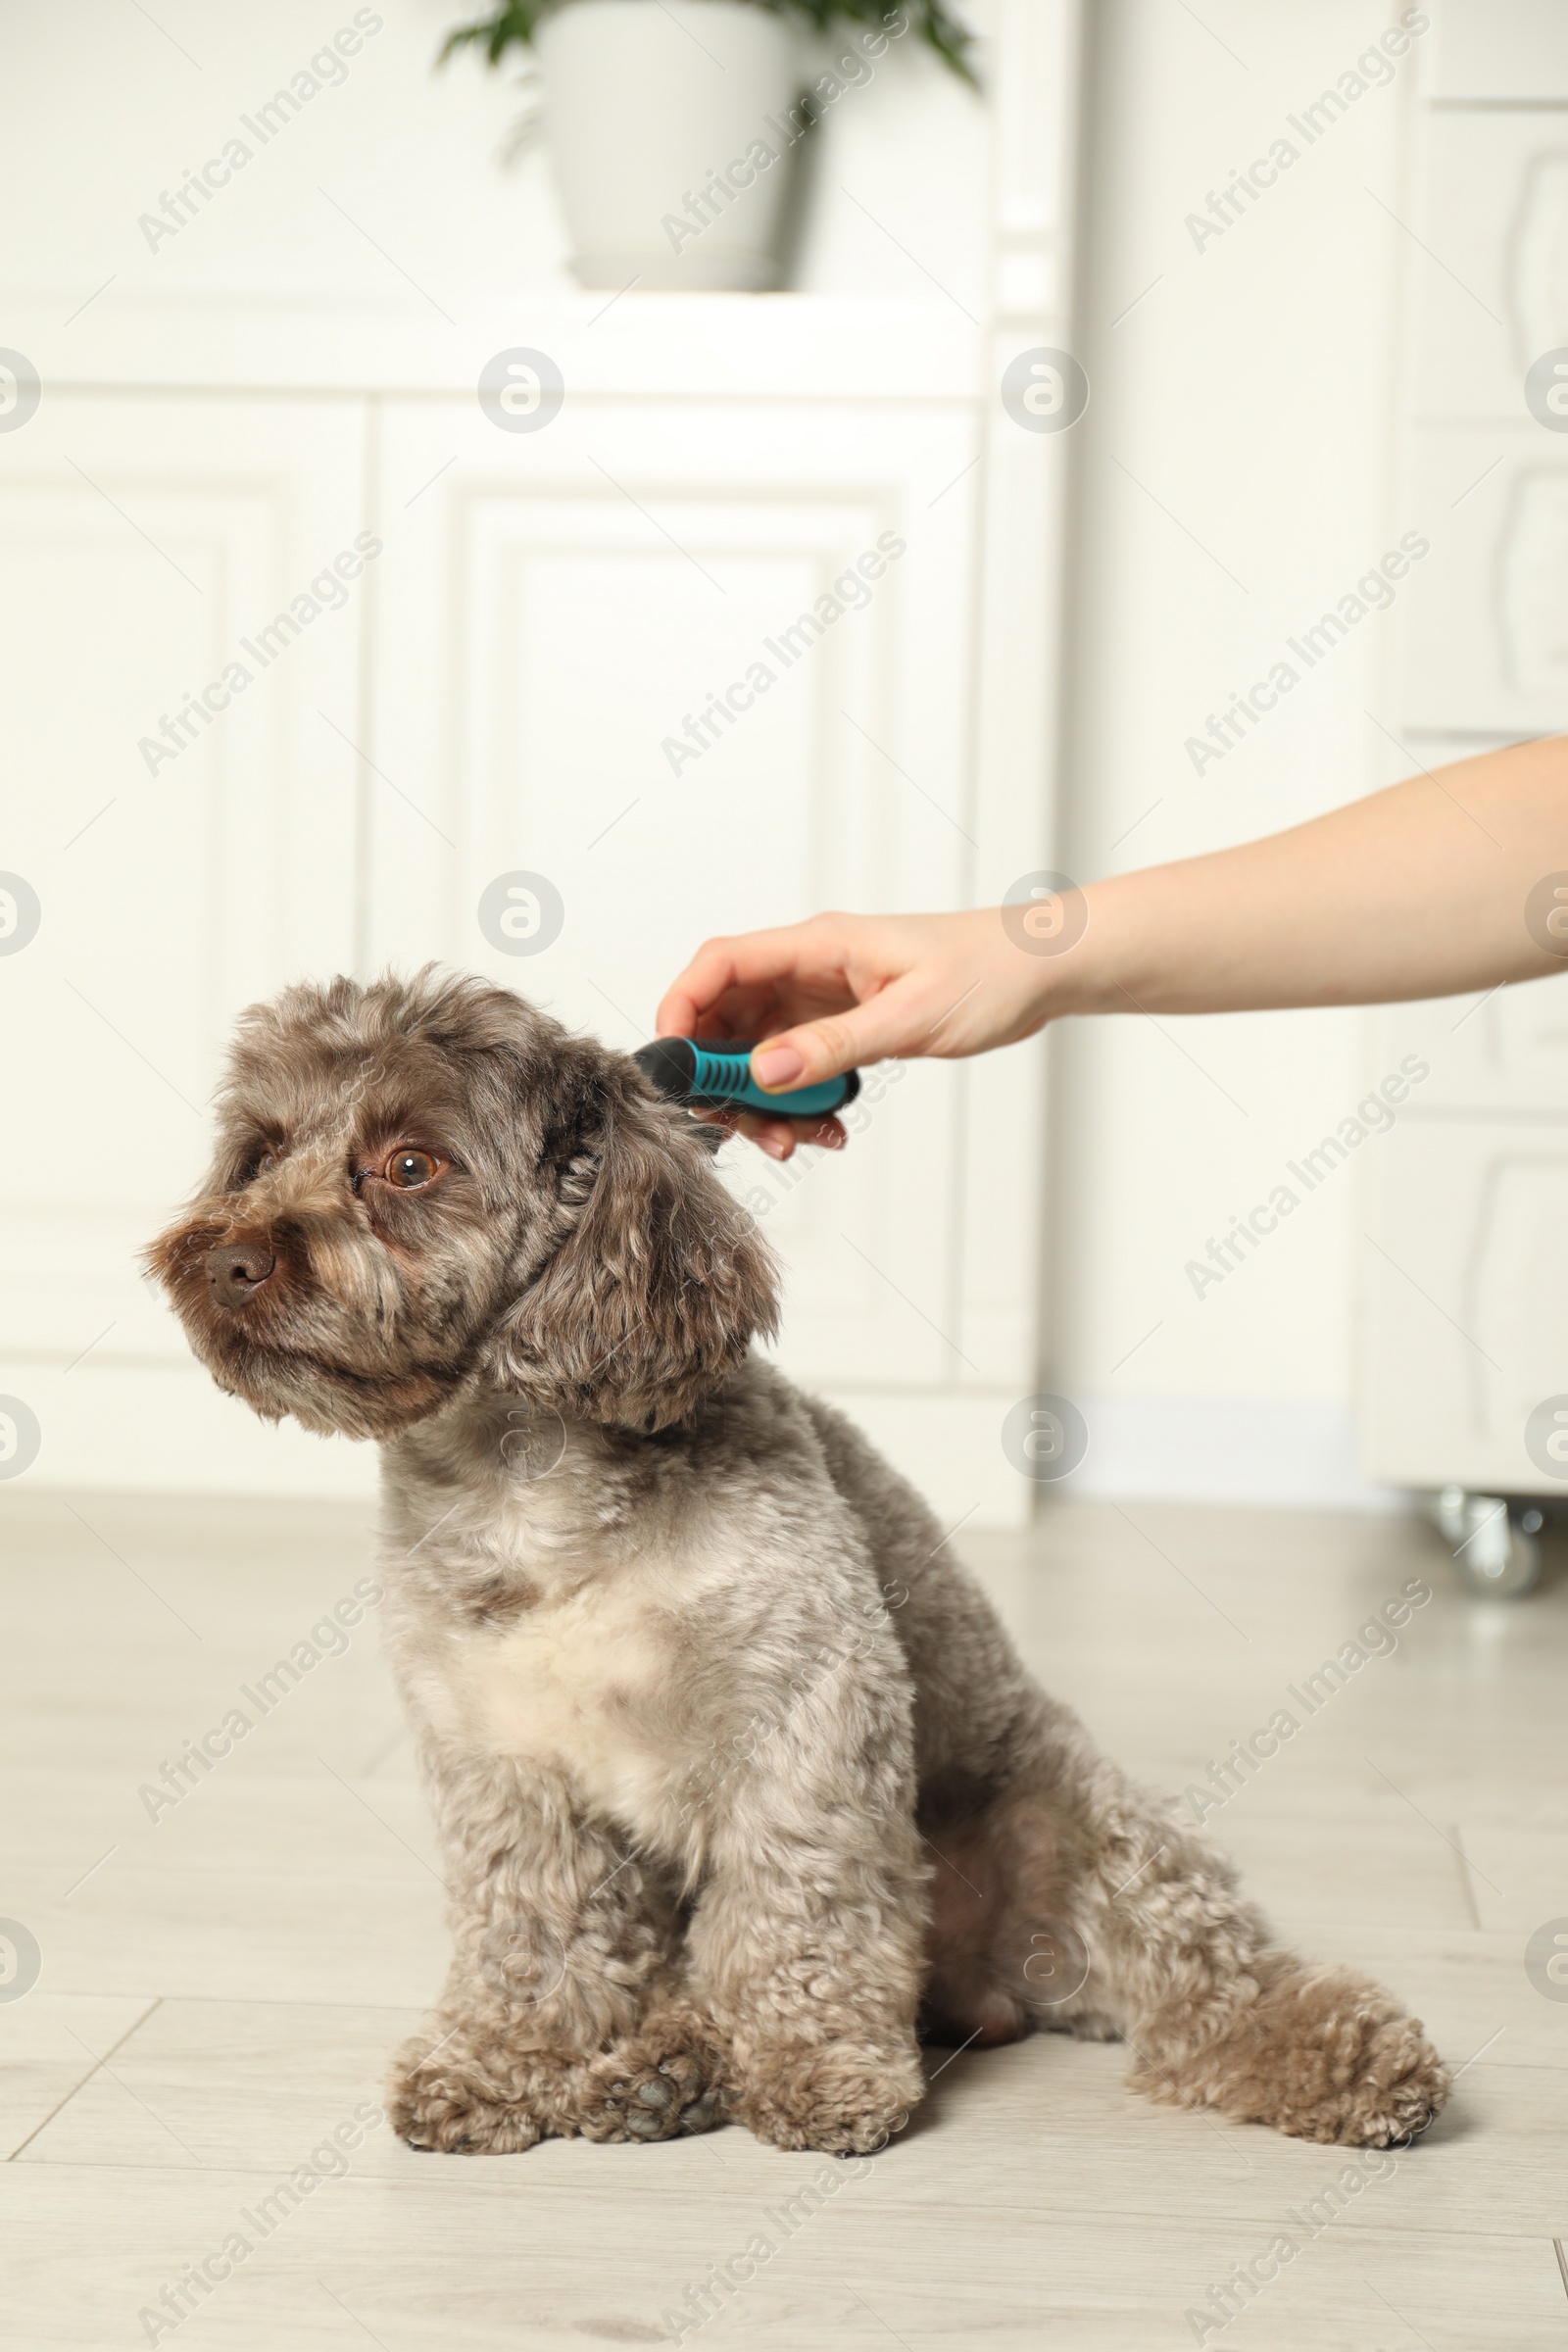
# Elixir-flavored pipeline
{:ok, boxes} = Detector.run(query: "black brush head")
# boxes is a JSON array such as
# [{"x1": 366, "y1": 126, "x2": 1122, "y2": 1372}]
[
  {"x1": 632, "y1": 1038, "x2": 699, "y2": 1103},
  {"x1": 632, "y1": 1038, "x2": 726, "y2": 1152}
]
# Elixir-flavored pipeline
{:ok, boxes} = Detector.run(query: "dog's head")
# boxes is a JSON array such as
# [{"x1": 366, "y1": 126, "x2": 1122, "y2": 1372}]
[{"x1": 146, "y1": 969, "x2": 779, "y2": 1442}]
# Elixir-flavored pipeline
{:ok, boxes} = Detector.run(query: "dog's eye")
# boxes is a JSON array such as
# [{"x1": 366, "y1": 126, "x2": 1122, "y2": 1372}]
[{"x1": 383, "y1": 1148, "x2": 440, "y2": 1191}]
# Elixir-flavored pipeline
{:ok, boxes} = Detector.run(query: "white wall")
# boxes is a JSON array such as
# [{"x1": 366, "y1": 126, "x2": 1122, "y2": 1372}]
[{"x1": 1049, "y1": 0, "x2": 1423, "y2": 1505}]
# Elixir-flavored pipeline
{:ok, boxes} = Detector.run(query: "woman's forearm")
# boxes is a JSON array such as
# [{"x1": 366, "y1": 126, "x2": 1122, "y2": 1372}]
[
  {"x1": 657, "y1": 737, "x2": 1568, "y2": 1153},
  {"x1": 1059, "y1": 736, "x2": 1568, "y2": 1019}
]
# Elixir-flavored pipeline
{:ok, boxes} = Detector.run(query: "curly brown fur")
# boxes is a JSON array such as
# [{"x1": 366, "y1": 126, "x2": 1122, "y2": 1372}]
[{"x1": 148, "y1": 970, "x2": 1449, "y2": 2157}]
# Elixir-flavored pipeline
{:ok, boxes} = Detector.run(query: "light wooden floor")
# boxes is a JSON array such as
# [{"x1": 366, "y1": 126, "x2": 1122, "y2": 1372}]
[{"x1": 3, "y1": 1487, "x2": 1565, "y2": 2350}]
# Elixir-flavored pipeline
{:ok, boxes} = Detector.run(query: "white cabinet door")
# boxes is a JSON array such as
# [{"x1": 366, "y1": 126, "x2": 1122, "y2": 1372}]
[
  {"x1": 367, "y1": 385, "x2": 1008, "y2": 1457},
  {"x1": 0, "y1": 393, "x2": 368, "y2": 1492}
]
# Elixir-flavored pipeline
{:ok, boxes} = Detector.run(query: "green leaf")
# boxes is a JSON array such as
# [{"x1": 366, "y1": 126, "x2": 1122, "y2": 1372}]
[{"x1": 437, "y1": 0, "x2": 978, "y2": 86}]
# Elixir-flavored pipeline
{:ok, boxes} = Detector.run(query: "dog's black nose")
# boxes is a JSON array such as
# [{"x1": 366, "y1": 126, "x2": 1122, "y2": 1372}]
[{"x1": 207, "y1": 1241, "x2": 276, "y2": 1308}]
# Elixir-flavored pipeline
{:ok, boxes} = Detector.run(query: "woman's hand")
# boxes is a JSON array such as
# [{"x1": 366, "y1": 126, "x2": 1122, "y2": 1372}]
[{"x1": 656, "y1": 908, "x2": 1055, "y2": 1158}]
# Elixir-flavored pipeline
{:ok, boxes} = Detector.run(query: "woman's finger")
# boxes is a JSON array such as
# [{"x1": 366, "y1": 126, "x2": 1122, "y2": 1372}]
[
  {"x1": 749, "y1": 975, "x2": 933, "y2": 1091},
  {"x1": 656, "y1": 917, "x2": 867, "y2": 1039},
  {"x1": 695, "y1": 1106, "x2": 846, "y2": 1160}
]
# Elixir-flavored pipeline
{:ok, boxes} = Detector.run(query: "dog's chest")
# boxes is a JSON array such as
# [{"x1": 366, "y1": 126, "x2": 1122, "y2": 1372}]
[{"x1": 424, "y1": 1569, "x2": 677, "y2": 1827}]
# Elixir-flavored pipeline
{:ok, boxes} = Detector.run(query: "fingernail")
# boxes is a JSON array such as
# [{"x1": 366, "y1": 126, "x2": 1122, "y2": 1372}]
[
  {"x1": 815, "y1": 1124, "x2": 845, "y2": 1150},
  {"x1": 753, "y1": 1046, "x2": 805, "y2": 1089},
  {"x1": 759, "y1": 1135, "x2": 788, "y2": 1160}
]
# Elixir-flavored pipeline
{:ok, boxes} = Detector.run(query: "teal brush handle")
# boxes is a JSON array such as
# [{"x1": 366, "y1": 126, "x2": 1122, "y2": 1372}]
[{"x1": 633, "y1": 1039, "x2": 859, "y2": 1117}]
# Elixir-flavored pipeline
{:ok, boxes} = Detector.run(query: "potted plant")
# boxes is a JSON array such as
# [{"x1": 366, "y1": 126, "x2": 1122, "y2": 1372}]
[{"x1": 443, "y1": 0, "x2": 976, "y2": 292}]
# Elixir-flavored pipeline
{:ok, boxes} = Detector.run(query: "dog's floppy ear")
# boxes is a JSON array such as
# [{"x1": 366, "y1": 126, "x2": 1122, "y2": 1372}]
[{"x1": 484, "y1": 1054, "x2": 780, "y2": 1431}]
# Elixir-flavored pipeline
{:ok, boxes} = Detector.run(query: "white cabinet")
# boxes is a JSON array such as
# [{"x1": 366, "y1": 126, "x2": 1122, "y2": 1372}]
[
  {"x1": 0, "y1": 1, "x2": 1086, "y2": 1525},
  {"x1": 1359, "y1": 3, "x2": 1568, "y2": 1503}
]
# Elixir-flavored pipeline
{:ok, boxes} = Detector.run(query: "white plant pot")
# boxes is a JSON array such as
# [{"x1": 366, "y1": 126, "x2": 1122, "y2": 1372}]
[{"x1": 534, "y1": 0, "x2": 807, "y2": 291}]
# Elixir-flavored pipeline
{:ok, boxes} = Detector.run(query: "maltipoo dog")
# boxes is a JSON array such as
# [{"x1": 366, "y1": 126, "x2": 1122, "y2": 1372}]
[{"x1": 149, "y1": 970, "x2": 1448, "y2": 2156}]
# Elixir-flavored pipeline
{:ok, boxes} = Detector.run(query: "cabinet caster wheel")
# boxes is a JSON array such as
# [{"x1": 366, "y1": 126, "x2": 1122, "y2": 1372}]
[{"x1": 1429, "y1": 1488, "x2": 1543, "y2": 1598}]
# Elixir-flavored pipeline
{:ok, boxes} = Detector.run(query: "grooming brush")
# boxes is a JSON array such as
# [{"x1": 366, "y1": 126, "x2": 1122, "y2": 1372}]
[{"x1": 633, "y1": 1038, "x2": 859, "y2": 1120}]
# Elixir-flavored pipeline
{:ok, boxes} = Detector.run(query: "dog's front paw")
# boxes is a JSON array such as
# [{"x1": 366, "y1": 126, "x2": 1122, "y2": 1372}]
[
  {"x1": 390, "y1": 2017, "x2": 725, "y2": 2154},
  {"x1": 731, "y1": 2040, "x2": 924, "y2": 2156},
  {"x1": 1137, "y1": 1967, "x2": 1450, "y2": 2147},
  {"x1": 581, "y1": 2042, "x2": 722, "y2": 2142},
  {"x1": 389, "y1": 2022, "x2": 570, "y2": 2155},
  {"x1": 390, "y1": 2066, "x2": 544, "y2": 2154}
]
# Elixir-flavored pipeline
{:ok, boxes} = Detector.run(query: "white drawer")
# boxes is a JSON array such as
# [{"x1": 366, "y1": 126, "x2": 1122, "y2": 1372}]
[
  {"x1": 1359, "y1": 1113, "x2": 1568, "y2": 1489},
  {"x1": 1369, "y1": 977, "x2": 1568, "y2": 1115},
  {"x1": 1426, "y1": 0, "x2": 1568, "y2": 101},
  {"x1": 1409, "y1": 110, "x2": 1568, "y2": 420},
  {"x1": 1399, "y1": 428, "x2": 1568, "y2": 733}
]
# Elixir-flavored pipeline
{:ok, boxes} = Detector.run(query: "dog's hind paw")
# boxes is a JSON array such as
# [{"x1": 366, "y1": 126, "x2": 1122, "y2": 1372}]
[
  {"x1": 1133, "y1": 1967, "x2": 1450, "y2": 2148},
  {"x1": 1318, "y1": 2011, "x2": 1449, "y2": 2149}
]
